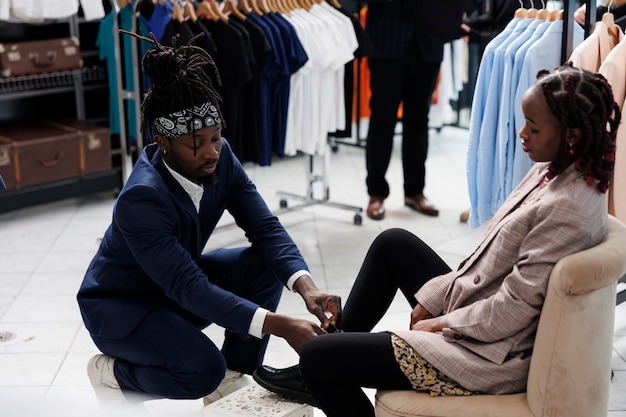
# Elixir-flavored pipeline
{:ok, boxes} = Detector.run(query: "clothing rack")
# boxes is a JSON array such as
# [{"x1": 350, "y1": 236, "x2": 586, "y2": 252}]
[
  {"x1": 271, "y1": 2, "x2": 364, "y2": 225},
  {"x1": 107, "y1": 0, "x2": 143, "y2": 184},
  {"x1": 104, "y1": 1, "x2": 363, "y2": 225},
  {"x1": 276, "y1": 141, "x2": 364, "y2": 225}
]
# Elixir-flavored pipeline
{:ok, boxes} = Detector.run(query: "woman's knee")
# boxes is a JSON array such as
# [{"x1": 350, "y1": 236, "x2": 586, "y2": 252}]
[{"x1": 372, "y1": 228, "x2": 421, "y2": 254}]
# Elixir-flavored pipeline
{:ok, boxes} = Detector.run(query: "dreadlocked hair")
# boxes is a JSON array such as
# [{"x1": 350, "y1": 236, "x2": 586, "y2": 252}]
[
  {"x1": 120, "y1": 31, "x2": 225, "y2": 143},
  {"x1": 536, "y1": 64, "x2": 619, "y2": 193}
]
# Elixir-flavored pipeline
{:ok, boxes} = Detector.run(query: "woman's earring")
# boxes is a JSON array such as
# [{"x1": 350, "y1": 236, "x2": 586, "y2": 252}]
[
  {"x1": 568, "y1": 142, "x2": 575, "y2": 156},
  {"x1": 163, "y1": 149, "x2": 168, "y2": 155}
]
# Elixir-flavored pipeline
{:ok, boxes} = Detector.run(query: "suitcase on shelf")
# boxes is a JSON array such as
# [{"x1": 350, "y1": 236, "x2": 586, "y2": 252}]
[
  {"x1": 0, "y1": 123, "x2": 81, "y2": 190},
  {"x1": 0, "y1": 138, "x2": 15, "y2": 191},
  {"x1": 44, "y1": 120, "x2": 112, "y2": 175},
  {"x1": 0, "y1": 37, "x2": 83, "y2": 78}
]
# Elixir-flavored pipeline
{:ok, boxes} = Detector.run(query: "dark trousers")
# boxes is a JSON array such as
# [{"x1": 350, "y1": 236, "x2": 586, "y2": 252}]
[
  {"x1": 299, "y1": 228, "x2": 452, "y2": 417},
  {"x1": 365, "y1": 51, "x2": 441, "y2": 199},
  {"x1": 92, "y1": 247, "x2": 283, "y2": 400}
]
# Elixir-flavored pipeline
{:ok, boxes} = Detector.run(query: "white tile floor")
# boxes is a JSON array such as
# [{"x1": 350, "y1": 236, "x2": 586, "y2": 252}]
[{"x1": 0, "y1": 125, "x2": 625, "y2": 417}]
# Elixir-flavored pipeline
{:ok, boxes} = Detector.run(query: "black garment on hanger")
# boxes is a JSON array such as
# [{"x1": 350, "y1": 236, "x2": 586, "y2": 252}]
[
  {"x1": 462, "y1": 0, "x2": 532, "y2": 58},
  {"x1": 329, "y1": 6, "x2": 372, "y2": 139},
  {"x1": 161, "y1": 19, "x2": 196, "y2": 48},
  {"x1": 202, "y1": 18, "x2": 254, "y2": 160},
  {"x1": 186, "y1": 19, "x2": 219, "y2": 60},
  {"x1": 231, "y1": 15, "x2": 272, "y2": 164}
]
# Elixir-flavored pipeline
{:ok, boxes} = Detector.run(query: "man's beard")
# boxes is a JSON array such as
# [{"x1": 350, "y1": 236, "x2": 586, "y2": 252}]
[{"x1": 205, "y1": 172, "x2": 219, "y2": 187}]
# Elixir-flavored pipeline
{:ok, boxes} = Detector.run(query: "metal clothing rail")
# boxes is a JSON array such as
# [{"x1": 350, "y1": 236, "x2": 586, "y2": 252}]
[
  {"x1": 107, "y1": 0, "x2": 143, "y2": 184},
  {"x1": 276, "y1": 142, "x2": 364, "y2": 225}
]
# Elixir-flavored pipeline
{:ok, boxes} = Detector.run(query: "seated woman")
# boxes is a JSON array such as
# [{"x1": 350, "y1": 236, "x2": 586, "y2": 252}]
[{"x1": 253, "y1": 64, "x2": 620, "y2": 417}]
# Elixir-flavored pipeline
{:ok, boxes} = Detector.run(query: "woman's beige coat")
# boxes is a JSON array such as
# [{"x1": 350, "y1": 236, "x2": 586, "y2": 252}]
[{"x1": 393, "y1": 162, "x2": 608, "y2": 395}]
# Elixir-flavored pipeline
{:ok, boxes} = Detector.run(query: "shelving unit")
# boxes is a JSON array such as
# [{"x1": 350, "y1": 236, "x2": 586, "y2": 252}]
[{"x1": 0, "y1": 11, "x2": 123, "y2": 214}]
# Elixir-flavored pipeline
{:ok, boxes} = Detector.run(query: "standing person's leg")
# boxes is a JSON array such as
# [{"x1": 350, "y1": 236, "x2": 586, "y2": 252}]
[
  {"x1": 366, "y1": 58, "x2": 406, "y2": 217},
  {"x1": 401, "y1": 50, "x2": 441, "y2": 216},
  {"x1": 338, "y1": 228, "x2": 451, "y2": 332},
  {"x1": 92, "y1": 308, "x2": 226, "y2": 400},
  {"x1": 197, "y1": 247, "x2": 283, "y2": 374},
  {"x1": 300, "y1": 332, "x2": 411, "y2": 417}
]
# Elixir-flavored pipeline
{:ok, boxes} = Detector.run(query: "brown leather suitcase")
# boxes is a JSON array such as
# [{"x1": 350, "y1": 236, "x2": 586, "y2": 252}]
[
  {"x1": 0, "y1": 37, "x2": 83, "y2": 77},
  {"x1": 0, "y1": 124, "x2": 80, "y2": 189},
  {"x1": 44, "y1": 120, "x2": 112, "y2": 175},
  {"x1": 0, "y1": 138, "x2": 15, "y2": 190}
]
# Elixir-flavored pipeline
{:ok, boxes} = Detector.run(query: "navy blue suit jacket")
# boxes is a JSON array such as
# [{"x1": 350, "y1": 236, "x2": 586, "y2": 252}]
[{"x1": 77, "y1": 139, "x2": 309, "y2": 340}]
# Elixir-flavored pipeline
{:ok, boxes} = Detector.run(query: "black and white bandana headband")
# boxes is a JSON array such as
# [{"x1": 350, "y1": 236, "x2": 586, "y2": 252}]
[{"x1": 153, "y1": 101, "x2": 221, "y2": 139}]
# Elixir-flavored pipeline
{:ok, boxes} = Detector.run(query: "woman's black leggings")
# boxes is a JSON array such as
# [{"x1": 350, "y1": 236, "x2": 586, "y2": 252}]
[{"x1": 299, "y1": 228, "x2": 452, "y2": 417}]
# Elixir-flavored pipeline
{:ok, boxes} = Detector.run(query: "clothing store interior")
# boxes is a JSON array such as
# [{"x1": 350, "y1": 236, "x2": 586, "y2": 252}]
[{"x1": 1, "y1": 0, "x2": 625, "y2": 416}]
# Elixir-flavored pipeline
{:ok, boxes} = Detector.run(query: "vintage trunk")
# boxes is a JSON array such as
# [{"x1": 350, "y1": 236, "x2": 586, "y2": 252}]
[
  {"x1": 45, "y1": 120, "x2": 111, "y2": 175},
  {"x1": 0, "y1": 124, "x2": 81, "y2": 189},
  {"x1": 0, "y1": 137, "x2": 15, "y2": 190},
  {"x1": 0, "y1": 37, "x2": 83, "y2": 77}
]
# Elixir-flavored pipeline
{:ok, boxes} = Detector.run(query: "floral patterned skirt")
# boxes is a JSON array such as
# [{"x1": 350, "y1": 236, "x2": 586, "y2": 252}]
[{"x1": 391, "y1": 333, "x2": 479, "y2": 397}]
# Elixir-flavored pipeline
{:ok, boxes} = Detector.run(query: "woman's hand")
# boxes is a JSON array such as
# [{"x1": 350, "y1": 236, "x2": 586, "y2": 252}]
[
  {"x1": 293, "y1": 275, "x2": 342, "y2": 331},
  {"x1": 411, "y1": 316, "x2": 442, "y2": 333},
  {"x1": 409, "y1": 303, "x2": 432, "y2": 329}
]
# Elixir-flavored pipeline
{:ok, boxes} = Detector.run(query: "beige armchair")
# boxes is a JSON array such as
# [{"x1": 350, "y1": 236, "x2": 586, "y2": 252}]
[{"x1": 376, "y1": 215, "x2": 626, "y2": 417}]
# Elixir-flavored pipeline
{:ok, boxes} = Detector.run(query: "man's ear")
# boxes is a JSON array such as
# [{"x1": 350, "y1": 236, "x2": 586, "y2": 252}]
[
  {"x1": 155, "y1": 136, "x2": 169, "y2": 153},
  {"x1": 566, "y1": 128, "x2": 582, "y2": 145}
]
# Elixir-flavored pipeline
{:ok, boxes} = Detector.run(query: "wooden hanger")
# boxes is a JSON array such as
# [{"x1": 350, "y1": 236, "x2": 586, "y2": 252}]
[
  {"x1": 296, "y1": 0, "x2": 312, "y2": 10},
  {"x1": 267, "y1": 0, "x2": 285, "y2": 14},
  {"x1": 249, "y1": 0, "x2": 264, "y2": 15},
  {"x1": 118, "y1": 0, "x2": 130, "y2": 8},
  {"x1": 172, "y1": 2, "x2": 185, "y2": 22},
  {"x1": 526, "y1": 6, "x2": 538, "y2": 18},
  {"x1": 514, "y1": 0, "x2": 527, "y2": 18},
  {"x1": 602, "y1": 8, "x2": 622, "y2": 45},
  {"x1": 536, "y1": 8, "x2": 549, "y2": 20},
  {"x1": 326, "y1": 0, "x2": 341, "y2": 9},
  {"x1": 211, "y1": 1, "x2": 230, "y2": 22},
  {"x1": 184, "y1": 1, "x2": 198, "y2": 22},
  {"x1": 224, "y1": 0, "x2": 247, "y2": 20},
  {"x1": 238, "y1": 0, "x2": 253, "y2": 14},
  {"x1": 275, "y1": 0, "x2": 291, "y2": 13},
  {"x1": 196, "y1": 0, "x2": 215, "y2": 19},
  {"x1": 257, "y1": 0, "x2": 272, "y2": 14}
]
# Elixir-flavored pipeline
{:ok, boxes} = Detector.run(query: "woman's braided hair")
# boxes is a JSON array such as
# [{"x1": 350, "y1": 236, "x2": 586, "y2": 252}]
[
  {"x1": 536, "y1": 64, "x2": 619, "y2": 193},
  {"x1": 122, "y1": 31, "x2": 225, "y2": 144}
]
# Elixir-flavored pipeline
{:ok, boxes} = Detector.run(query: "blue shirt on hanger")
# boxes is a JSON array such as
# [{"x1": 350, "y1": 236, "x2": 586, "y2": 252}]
[
  {"x1": 471, "y1": 17, "x2": 533, "y2": 227},
  {"x1": 494, "y1": 18, "x2": 543, "y2": 208},
  {"x1": 467, "y1": 17, "x2": 522, "y2": 228}
]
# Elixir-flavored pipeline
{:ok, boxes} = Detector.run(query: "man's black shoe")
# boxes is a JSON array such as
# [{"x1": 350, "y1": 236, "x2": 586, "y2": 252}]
[{"x1": 252, "y1": 364, "x2": 318, "y2": 407}]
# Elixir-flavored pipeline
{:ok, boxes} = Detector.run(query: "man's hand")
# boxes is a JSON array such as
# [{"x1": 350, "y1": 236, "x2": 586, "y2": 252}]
[
  {"x1": 263, "y1": 313, "x2": 326, "y2": 354},
  {"x1": 292, "y1": 275, "x2": 342, "y2": 330}
]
